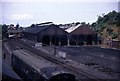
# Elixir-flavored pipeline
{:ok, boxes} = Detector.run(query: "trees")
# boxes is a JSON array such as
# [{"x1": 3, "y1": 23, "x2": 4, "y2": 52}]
[
  {"x1": 92, "y1": 11, "x2": 120, "y2": 31},
  {"x1": 112, "y1": 32, "x2": 118, "y2": 39},
  {"x1": 16, "y1": 23, "x2": 19, "y2": 30},
  {"x1": 95, "y1": 11, "x2": 119, "y2": 27},
  {"x1": 97, "y1": 16, "x2": 103, "y2": 24},
  {"x1": 115, "y1": 12, "x2": 120, "y2": 26},
  {"x1": 31, "y1": 24, "x2": 36, "y2": 27},
  {"x1": 81, "y1": 22, "x2": 86, "y2": 26},
  {"x1": 75, "y1": 22, "x2": 80, "y2": 26},
  {"x1": 2, "y1": 24, "x2": 8, "y2": 38},
  {"x1": 91, "y1": 10, "x2": 120, "y2": 39}
]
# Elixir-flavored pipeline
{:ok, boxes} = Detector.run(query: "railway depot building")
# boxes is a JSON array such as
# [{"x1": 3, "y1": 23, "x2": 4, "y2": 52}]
[
  {"x1": 8, "y1": 30, "x2": 23, "y2": 38},
  {"x1": 23, "y1": 24, "x2": 68, "y2": 46},
  {"x1": 65, "y1": 24, "x2": 98, "y2": 45},
  {"x1": 23, "y1": 23, "x2": 98, "y2": 46}
]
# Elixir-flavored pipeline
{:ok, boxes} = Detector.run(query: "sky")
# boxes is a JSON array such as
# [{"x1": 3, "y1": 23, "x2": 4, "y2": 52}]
[{"x1": 0, "y1": 0, "x2": 120, "y2": 27}]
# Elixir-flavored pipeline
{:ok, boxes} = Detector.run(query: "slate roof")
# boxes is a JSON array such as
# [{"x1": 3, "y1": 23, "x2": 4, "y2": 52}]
[
  {"x1": 23, "y1": 24, "x2": 68, "y2": 35},
  {"x1": 70, "y1": 26, "x2": 97, "y2": 35},
  {"x1": 23, "y1": 25, "x2": 49, "y2": 34}
]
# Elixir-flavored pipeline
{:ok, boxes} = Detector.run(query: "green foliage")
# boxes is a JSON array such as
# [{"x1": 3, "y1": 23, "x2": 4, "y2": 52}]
[
  {"x1": 106, "y1": 28, "x2": 113, "y2": 35},
  {"x1": 92, "y1": 11, "x2": 120, "y2": 35},
  {"x1": 115, "y1": 13, "x2": 120, "y2": 26},
  {"x1": 112, "y1": 32, "x2": 118, "y2": 39},
  {"x1": 91, "y1": 22, "x2": 97, "y2": 27},
  {"x1": 101, "y1": 25, "x2": 106, "y2": 30},
  {"x1": 97, "y1": 16, "x2": 103, "y2": 24}
]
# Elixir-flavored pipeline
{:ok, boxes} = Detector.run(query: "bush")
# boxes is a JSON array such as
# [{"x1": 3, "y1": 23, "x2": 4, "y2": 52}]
[
  {"x1": 112, "y1": 32, "x2": 118, "y2": 39},
  {"x1": 106, "y1": 28, "x2": 113, "y2": 35}
]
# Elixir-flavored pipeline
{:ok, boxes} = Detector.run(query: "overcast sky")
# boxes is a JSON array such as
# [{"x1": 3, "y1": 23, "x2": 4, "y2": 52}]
[{"x1": 1, "y1": 0, "x2": 119, "y2": 27}]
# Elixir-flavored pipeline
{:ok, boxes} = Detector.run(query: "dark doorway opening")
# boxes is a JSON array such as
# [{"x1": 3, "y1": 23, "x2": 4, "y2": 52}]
[
  {"x1": 42, "y1": 35, "x2": 50, "y2": 45},
  {"x1": 69, "y1": 40, "x2": 76, "y2": 45},
  {"x1": 51, "y1": 35, "x2": 59, "y2": 46},
  {"x1": 78, "y1": 35, "x2": 85, "y2": 45},
  {"x1": 69, "y1": 35, "x2": 77, "y2": 45},
  {"x1": 61, "y1": 35, "x2": 67, "y2": 46},
  {"x1": 86, "y1": 35, "x2": 92, "y2": 45}
]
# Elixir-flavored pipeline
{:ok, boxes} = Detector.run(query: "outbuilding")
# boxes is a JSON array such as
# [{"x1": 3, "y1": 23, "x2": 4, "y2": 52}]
[{"x1": 7, "y1": 30, "x2": 23, "y2": 38}]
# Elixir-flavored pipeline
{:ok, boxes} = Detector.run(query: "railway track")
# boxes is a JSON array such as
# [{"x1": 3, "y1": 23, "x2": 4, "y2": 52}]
[
  {"x1": 6, "y1": 38, "x2": 117, "y2": 81},
  {"x1": 57, "y1": 47, "x2": 119, "y2": 63}
]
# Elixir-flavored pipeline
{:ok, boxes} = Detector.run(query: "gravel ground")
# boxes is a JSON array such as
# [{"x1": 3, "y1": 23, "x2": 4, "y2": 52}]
[{"x1": 37, "y1": 46, "x2": 120, "y2": 79}]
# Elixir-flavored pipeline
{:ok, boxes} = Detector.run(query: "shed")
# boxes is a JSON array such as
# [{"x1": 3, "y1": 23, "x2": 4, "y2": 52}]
[
  {"x1": 7, "y1": 30, "x2": 23, "y2": 38},
  {"x1": 23, "y1": 24, "x2": 68, "y2": 46},
  {"x1": 66, "y1": 25, "x2": 98, "y2": 45}
]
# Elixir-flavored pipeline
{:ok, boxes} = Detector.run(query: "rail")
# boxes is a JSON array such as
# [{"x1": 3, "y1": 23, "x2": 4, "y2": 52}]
[{"x1": 7, "y1": 38, "x2": 117, "y2": 81}]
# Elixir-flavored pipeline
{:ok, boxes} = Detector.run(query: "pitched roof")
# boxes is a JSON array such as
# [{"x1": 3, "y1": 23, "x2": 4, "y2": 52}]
[
  {"x1": 23, "y1": 25, "x2": 49, "y2": 34},
  {"x1": 23, "y1": 24, "x2": 68, "y2": 35},
  {"x1": 70, "y1": 25, "x2": 96, "y2": 35},
  {"x1": 65, "y1": 24, "x2": 81, "y2": 33},
  {"x1": 7, "y1": 30, "x2": 22, "y2": 33}
]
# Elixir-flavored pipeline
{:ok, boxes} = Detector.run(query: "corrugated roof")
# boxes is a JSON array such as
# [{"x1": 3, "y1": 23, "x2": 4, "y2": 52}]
[{"x1": 65, "y1": 24, "x2": 81, "y2": 33}]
